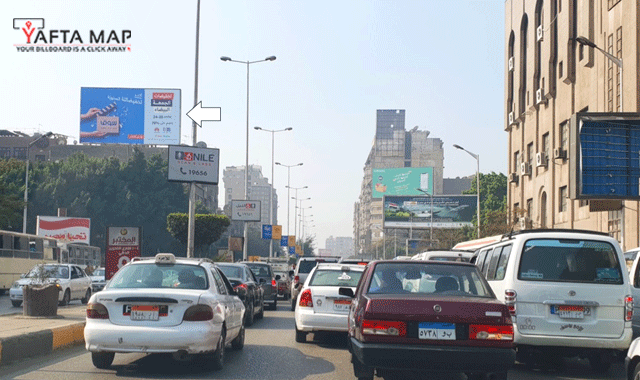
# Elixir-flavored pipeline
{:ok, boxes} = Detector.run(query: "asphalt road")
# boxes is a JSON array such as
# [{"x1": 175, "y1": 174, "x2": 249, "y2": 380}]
[{"x1": 0, "y1": 302, "x2": 629, "y2": 380}]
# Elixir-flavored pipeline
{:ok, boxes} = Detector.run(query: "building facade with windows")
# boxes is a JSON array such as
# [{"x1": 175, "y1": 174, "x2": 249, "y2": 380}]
[
  {"x1": 222, "y1": 165, "x2": 277, "y2": 225},
  {"x1": 505, "y1": 0, "x2": 638, "y2": 249},
  {"x1": 325, "y1": 236, "x2": 354, "y2": 258}
]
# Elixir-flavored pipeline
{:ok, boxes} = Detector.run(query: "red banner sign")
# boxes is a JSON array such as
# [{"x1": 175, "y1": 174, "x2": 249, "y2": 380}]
[{"x1": 105, "y1": 227, "x2": 141, "y2": 280}]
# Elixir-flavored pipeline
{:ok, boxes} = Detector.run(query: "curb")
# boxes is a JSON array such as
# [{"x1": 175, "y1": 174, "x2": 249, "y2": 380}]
[{"x1": 0, "y1": 322, "x2": 85, "y2": 366}]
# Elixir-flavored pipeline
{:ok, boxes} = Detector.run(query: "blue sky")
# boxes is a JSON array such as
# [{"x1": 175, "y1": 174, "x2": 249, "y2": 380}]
[{"x1": 2, "y1": 1, "x2": 505, "y2": 251}]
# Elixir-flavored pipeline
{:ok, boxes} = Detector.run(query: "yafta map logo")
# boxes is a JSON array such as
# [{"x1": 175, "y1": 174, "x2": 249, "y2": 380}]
[{"x1": 13, "y1": 18, "x2": 131, "y2": 52}]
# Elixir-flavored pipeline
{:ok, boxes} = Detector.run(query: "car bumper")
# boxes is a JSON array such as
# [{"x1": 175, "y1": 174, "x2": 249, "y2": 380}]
[
  {"x1": 84, "y1": 319, "x2": 221, "y2": 354},
  {"x1": 9, "y1": 288, "x2": 21, "y2": 301},
  {"x1": 514, "y1": 327, "x2": 632, "y2": 350},
  {"x1": 349, "y1": 337, "x2": 516, "y2": 372},
  {"x1": 296, "y1": 307, "x2": 348, "y2": 332}
]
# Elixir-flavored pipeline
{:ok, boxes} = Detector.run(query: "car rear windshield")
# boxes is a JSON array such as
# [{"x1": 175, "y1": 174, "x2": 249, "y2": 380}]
[
  {"x1": 218, "y1": 265, "x2": 242, "y2": 279},
  {"x1": 28, "y1": 265, "x2": 68, "y2": 279},
  {"x1": 108, "y1": 264, "x2": 208, "y2": 289},
  {"x1": 518, "y1": 238, "x2": 623, "y2": 284},
  {"x1": 246, "y1": 264, "x2": 271, "y2": 278},
  {"x1": 309, "y1": 269, "x2": 363, "y2": 287},
  {"x1": 298, "y1": 260, "x2": 321, "y2": 274},
  {"x1": 367, "y1": 262, "x2": 493, "y2": 297}
]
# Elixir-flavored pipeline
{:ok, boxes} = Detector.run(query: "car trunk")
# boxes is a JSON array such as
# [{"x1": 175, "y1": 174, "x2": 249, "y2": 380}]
[
  {"x1": 96, "y1": 289, "x2": 202, "y2": 327},
  {"x1": 309, "y1": 286, "x2": 354, "y2": 315},
  {"x1": 514, "y1": 282, "x2": 627, "y2": 338}
]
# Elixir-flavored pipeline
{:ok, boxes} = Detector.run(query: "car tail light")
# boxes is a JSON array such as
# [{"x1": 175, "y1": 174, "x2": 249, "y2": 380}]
[
  {"x1": 294, "y1": 275, "x2": 300, "y2": 285},
  {"x1": 469, "y1": 324, "x2": 514, "y2": 341},
  {"x1": 86, "y1": 303, "x2": 109, "y2": 319},
  {"x1": 234, "y1": 283, "x2": 248, "y2": 291},
  {"x1": 625, "y1": 295, "x2": 633, "y2": 321},
  {"x1": 505, "y1": 289, "x2": 516, "y2": 316},
  {"x1": 299, "y1": 289, "x2": 313, "y2": 307},
  {"x1": 272, "y1": 279, "x2": 277, "y2": 290},
  {"x1": 361, "y1": 320, "x2": 406, "y2": 336},
  {"x1": 183, "y1": 305, "x2": 214, "y2": 321}
]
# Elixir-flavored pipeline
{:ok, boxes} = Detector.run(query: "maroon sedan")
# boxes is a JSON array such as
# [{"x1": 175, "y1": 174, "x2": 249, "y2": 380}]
[{"x1": 341, "y1": 260, "x2": 515, "y2": 380}]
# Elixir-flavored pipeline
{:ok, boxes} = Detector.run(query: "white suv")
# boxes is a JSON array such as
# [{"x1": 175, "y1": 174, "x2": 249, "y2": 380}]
[{"x1": 473, "y1": 229, "x2": 632, "y2": 372}]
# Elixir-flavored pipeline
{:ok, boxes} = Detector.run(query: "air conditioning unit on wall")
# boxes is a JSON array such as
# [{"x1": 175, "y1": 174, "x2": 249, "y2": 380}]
[
  {"x1": 536, "y1": 25, "x2": 544, "y2": 41},
  {"x1": 508, "y1": 172, "x2": 518, "y2": 183},
  {"x1": 508, "y1": 57, "x2": 514, "y2": 71},
  {"x1": 554, "y1": 148, "x2": 567, "y2": 160},
  {"x1": 520, "y1": 162, "x2": 532, "y2": 176},
  {"x1": 536, "y1": 88, "x2": 546, "y2": 104},
  {"x1": 519, "y1": 217, "x2": 532, "y2": 230},
  {"x1": 536, "y1": 152, "x2": 548, "y2": 167}
]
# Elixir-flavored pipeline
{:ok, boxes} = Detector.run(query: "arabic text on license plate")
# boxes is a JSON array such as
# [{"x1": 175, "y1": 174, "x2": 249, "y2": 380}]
[
  {"x1": 554, "y1": 305, "x2": 584, "y2": 319},
  {"x1": 333, "y1": 300, "x2": 351, "y2": 311},
  {"x1": 418, "y1": 322, "x2": 456, "y2": 340},
  {"x1": 131, "y1": 305, "x2": 159, "y2": 321}
]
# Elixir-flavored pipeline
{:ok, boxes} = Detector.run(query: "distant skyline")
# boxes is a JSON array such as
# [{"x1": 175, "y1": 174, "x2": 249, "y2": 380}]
[{"x1": 2, "y1": 1, "x2": 506, "y2": 251}]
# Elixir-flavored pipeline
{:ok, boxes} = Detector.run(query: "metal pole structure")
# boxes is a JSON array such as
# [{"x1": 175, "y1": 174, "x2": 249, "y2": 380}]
[
  {"x1": 23, "y1": 132, "x2": 52, "y2": 234},
  {"x1": 187, "y1": 0, "x2": 201, "y2": 258},
  {"x1": 220, "y1": 55, "x2": 276, "y2": 261},
  {"x1": 276, "y1": 163, "x2": 303, "y2": 237},
  {"x1": 453, "y1": 144, "x2": 480, "y2": 238},
  {"x1": 255, "y1": 128, "x2": 292, "y2": 258}
]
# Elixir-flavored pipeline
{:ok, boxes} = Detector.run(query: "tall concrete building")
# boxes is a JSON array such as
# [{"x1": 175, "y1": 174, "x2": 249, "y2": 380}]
[
  {"x1": 505, "y1": 0, "x2": 638, "y2": 250},
  {"x1": 354, "y1": 110, "x2": 444, "y2": 255},
  {"x1": 223, "y1": 165, "x2": 277, "y2": 225},
  {"x1": 325, "y1": 236, "x2": 354, "y2": 258}
]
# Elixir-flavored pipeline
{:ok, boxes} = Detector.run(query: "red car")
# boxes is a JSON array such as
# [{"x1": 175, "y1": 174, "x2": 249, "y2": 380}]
[{"x1": 342, "y1": 260, "x2": 515, "y2": 380}]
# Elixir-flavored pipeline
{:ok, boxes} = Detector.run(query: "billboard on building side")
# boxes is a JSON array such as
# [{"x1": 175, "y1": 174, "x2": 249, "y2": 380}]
[
  {"x1": 383, "y1": 195, "x2": 477, "y2": 229},
  {"x1": 372, "y1": 167, "x2": 433, "y2": 198},
  {"x1": 36, "y1": 216, "x2": 91, "y2": 245}
]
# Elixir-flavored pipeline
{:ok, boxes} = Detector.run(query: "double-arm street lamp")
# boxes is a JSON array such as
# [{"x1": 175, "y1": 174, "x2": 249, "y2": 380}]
[
  {"x1": 278, "y1": 176, "x2": 304, "y2": 235},
  {"x1": 453, "y1": 144, "x2": 480, "y2": 238},
  {"x1": 255, "y1": 127, "x2": 292, "y2": 258},
  {"x1": 415, "y1": 187, "x2": 434, "y2": 246},
  {"x1": 292, "y1": 197, "x2": 311, "y2": 239},
  {"x1": 221, "y1": 55, "x2": 276, "y2": 260},
  {"x1": 23, "y1": 132, "x2": 53, "y2": 233}
]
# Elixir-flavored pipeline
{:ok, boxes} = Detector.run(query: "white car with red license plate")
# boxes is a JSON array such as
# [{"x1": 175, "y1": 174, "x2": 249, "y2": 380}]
[
  {"x1": 294, "y1": 263, "x2": 365, "y2": 343},
  {"x1": 84, "y1": 253, "x2": 245, "y2": 370}
]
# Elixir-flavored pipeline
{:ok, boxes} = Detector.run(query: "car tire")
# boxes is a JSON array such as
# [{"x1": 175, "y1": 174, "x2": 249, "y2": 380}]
[
  {"x1": 91, "y1": 352, "x2": 115, "y2": 369},
  {"x1": 270, "y1": 298, "x2": 277, "y2": 310},
  {"x1": 291, "y1": 298, "x2": 296, "y2": 311},
  {"x1": 81, "y1": 288, "x2": 91, "y2": 304},
  {"x1": 352, "y1": 354, "x2": 374, "y2": 380},
  {"x1": 256, "y1": 302, "x2": 264, "y2": 319},
  {"x1": 588, "y1": 353, "x2": 612, "y2": 373},
  {"x1": 295, "y1": 326, "x2": 307, "y2": 343},
  {"x1": 231, "y1": 324, "x2": 245, "y2": 350},
  {"x1": 633, "y1": 361, "x2": 640, "y2": 380},
  {"x1": 211, "y1": 328, "x2": 226, "y2": 370},
  {"x1": 245, "y1": 301, "x2": 254, "y2": 327},
  {"x1": 11, "y1": 300, "x2": 22, "y2": 308},
  {"x1": 60, "y1": 289, "x2": 70, "y2": 306}
]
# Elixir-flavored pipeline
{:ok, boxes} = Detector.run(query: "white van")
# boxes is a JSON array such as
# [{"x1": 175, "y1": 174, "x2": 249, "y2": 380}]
[{"x1": 473, "y1": 229, "x2": 632, "y2": 372}]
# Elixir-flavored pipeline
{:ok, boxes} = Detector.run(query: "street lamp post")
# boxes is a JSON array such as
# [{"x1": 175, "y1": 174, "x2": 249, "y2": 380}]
[
  {"x1": 453, "y1": 144, "x2": 480, "y2": 239},
  {"x1": 574, "y1": 36, "x2": 625, "y2": 249},
  {"x1": 255, "y1": 127, "x2": 292, "y2": 258},
  {"x1": 276, "y1": 163, "x2": 304, "y2": 238},
  {"x1": 221, "y1": 55, "x2": 276, "y2": 261},
  {"x1": 23, "y1": 132, "x2": 53, "y2": 233},
  {"x1": 292, "y1": 197, "x2": 310, "y2": 239},
  {"x1": 416, "y1": 188, "x2": 434, "y2": 247}
]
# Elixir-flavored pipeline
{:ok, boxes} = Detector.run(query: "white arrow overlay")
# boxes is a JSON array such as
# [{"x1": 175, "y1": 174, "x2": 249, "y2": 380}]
[{"x1": 187, "y1": 101, "x2": 221, "y2": 127}]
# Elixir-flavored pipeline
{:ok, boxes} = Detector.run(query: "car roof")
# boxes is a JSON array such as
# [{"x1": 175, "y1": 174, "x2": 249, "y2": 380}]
[
  {"x1": 315, "y1": 263, "x2": 366, "y2": 271},
  {"x1": 240, "y1": 261, "x2": 270, "y2": 266},
  {"x1": 371, "y1": 259, "x2": 475, "y2": 268}
]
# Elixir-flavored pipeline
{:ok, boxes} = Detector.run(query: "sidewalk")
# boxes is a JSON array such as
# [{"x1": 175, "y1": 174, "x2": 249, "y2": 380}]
[{"x1": 0, "y1": 304, "x2": 86, "y2": 366}]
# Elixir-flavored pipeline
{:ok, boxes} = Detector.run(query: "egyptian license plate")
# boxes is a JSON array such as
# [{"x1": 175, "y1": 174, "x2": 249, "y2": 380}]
[
  {"x1": 131, "y1": 305, "x2": 159, "y2": 321},
  {"x1": 333, "y1": 299, "x2": 351, "y2": 311},
  {"x1": 551, "y1": 305, "x2": 585, "y2": 319},
  {"x1": 418, "y1": 322, "x2": 456, "y2": 340}
]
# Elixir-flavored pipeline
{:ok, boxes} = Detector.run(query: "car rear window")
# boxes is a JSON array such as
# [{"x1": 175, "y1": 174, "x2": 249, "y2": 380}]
[
  {"x1": 108, "y1": 264, "x2": 208, "y2": 289},
  {"x1": 309, "y1": 269, "x2": 363, "y2": 287},
  {"x1": 218, "y1": 265, "x2": 242, "y2": 279},
  {"x1": 367, "y1": 262, "x2": 492, "y2": 297},
  {"x1": 246, "y1": 264, "x2": 271, "y2": 277},
  {"x1": 518, "y1": 238, "x2": 623, "y2": 284},
  {"x1": 298, "y1": 260, "x2": 320, "y2": 274}
]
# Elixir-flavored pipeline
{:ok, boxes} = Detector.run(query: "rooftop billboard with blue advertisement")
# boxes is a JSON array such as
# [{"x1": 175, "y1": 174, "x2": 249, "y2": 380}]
[{"x1": 80, "y1": 87, "x2": 181, "y2": 145}]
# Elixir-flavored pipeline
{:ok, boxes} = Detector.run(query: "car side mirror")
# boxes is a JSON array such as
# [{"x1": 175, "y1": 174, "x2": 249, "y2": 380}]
[
  {"x1": 288, "y1": 270, "x2": 294, "y2": 277},
  {"x1": 275, "y1": 275, "x2": 281, "y2": 280},
  {"x1": 259, "y1": 278, "x2": 266, "y2": 284},
  {"x1": 338, "y1": 287, "x2": 355, "y2": 298}
]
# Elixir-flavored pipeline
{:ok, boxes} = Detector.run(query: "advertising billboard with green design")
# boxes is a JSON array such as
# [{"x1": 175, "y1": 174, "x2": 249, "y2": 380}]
[{"x1": 372, "y1": 167, "x2": 433, "y2": 198}]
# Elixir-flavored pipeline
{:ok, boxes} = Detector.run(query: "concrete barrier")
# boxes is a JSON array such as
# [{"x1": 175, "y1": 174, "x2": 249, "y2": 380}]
[{"x1": 0, "y1": 322, "x2": 85, "y2": 366}]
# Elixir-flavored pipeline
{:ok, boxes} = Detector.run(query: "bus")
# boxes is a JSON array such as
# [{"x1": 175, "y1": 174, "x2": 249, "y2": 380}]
[{"x1": 0, "y1": 230, "x2": 102, "y2": 294}]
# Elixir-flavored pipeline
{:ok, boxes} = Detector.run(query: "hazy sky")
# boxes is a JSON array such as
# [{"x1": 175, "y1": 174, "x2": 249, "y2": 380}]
[{"x1": 2, "y1": 1, "x2": 506, "y2": 251}]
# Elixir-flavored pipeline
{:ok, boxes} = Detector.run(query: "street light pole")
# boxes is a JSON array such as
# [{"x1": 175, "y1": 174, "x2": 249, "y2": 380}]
[
  {"x1": 221, "y1": 55, "x2": 276, "y2": 261},
  {"x1": 276, "y1": 163, "x2": 304, "y2": 238},
  {"x1": 23, "y1": 132, "x2": 53, "y2": 234},
  {"x1": 416, "y1": 188, "x2": 433, "y2": 247},
  {"x1": 255, "y1": 127, "x2": 292, "y2": 258},
  {"x1": 453, "y1": 144, "x2": 480, "y2": 238},
  {"x1": 292, "y1": 196, "x2": 310, "y2": 239},
  {"x1": 575, "y1": 36, "x2": 624, "y2": 249},
  {"x1": 187, "y1": 0, "x2": 201, "y2": 258}
]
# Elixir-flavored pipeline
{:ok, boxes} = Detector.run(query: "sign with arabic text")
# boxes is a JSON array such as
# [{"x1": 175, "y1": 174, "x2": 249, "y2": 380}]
[
  {"x1": 105, "y1": 226, "x2": 141, "y2": 280},
  {"x1": 36, "y1": 216, "x2": 90, "y2": 244},
  {"x1": 230, "y1": 200, "x2": 261, "y2": 221},
  {"x1": 372, "y1": 167, "x2": 433, "y2": 198}
]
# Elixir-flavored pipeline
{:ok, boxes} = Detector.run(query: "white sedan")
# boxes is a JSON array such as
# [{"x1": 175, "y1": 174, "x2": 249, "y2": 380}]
[
  {"x1": 294, "y1": 263, "x2": 366, "y2": 343},
  {"x1": 84, "y1": 253, "x2": 245, "y2": 370},
  {"x1": 9, "y1": 263, "x2": 92, "y2": 307}
]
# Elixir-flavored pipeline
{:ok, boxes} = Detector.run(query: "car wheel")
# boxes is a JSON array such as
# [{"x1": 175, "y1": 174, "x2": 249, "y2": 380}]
[
  {"x1": 588, "y1": 353, "x2": 611, "y2": 373},
  {"x1": 81, "y1": 288, "x2": 91, "y2": 304},
  {"x1": 352, "y1": 354, "x2": 374, "y2": 380},
  {"x1": 211, "y1": 328, "x2": 226, "y2": 370},
  {"x1": 633, "y1": 361, "x2": 640, "y2": 380},
  {"x1": 245, "y1": 301, "x2": 254, "y2": 327},
  {"x1": 271, "y1": 298, "x2": 277, "y2": 310},
  {"x1": 231, "y1": 324, "x2": 245, "y2": 350},
  {"x1": 291, "y1": 298, "x2": 296, "y2": 311},
  {"x1": 295, "y1": 326, "x2": 307, "y2": 343},
  {"x1": 11, "y1": 300, "x2": 22, "y2": 308},
  {"x1": 256, "y1": 302, "x2": 264, "y2": 319},
  {"x1": 60, "y1": 289, "x2": 70, "y2": 306},
  {"x1": 91, "y1": 352, "x2": 115, "y2": 369}
]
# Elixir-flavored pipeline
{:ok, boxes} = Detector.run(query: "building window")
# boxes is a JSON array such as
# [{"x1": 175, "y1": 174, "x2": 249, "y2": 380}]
[
  {"x1": 0, "y1": 148, "x2": 10, "y2": 159},
  {"x1": 542, "y1": 133, "x2": 550, "y2": 163},
  {"x1": 560, "y1": 121, "x2": 568, "y2": 149},
  {"x1": 513, "y1": 203, "x2": 520, "y2": 220},
  {"x1": 607, "y1": 33, "x2": 614, "y2": 112},
  {"x1": 559, "y1": 186, "x2": 567, "y2": 212},
  {"x1": 616, "y1": 27, "x2": 622, "y2": 111},
  {"x1": 514, "y1": 151, "x2": 520, "y2": 173},
  {"x1": 526, "y1": 198, "x2": 533, "y2": 220},
  {"x1": 540, "y1": 192, "x2": 547, "y2": 228},
  {"x1": 580, "y1": 199, "x2": 589, "y2": 207},
  {"x1": 527, "y1": 143, "x2": 534, "y2": 171},
  {"x1": 608, "y1": 210, "x2": 621, "y2": 241}
]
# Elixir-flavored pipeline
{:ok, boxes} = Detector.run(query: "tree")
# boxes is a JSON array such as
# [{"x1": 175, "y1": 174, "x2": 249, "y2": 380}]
[
  {"x1": 166, "y1": 213, "x2": 231, "y2": 257},
  {"x1": 463, "y1": 172, "x2": 508, "y2": 239},
  {"x1": 301, "y1": 235, "x2": 315, "y2": 256},
  {"x1": 0, "y1": 159, "x2": 28, "y2": 231}
]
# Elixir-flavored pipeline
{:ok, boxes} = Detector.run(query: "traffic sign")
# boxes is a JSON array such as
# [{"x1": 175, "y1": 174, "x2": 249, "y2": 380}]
[
  {"x1": 280, "y1": 236, "x2": 288, "y2": 247},
  {"x1": 272, "y1": 225, "x2": 282, "y2": 240},
  {"x1": 230, "y1": 200, "x2": 261, "y2": 221},
  {"x1": 262, "y1": 224, "x2": 272, "y2": 239}
]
